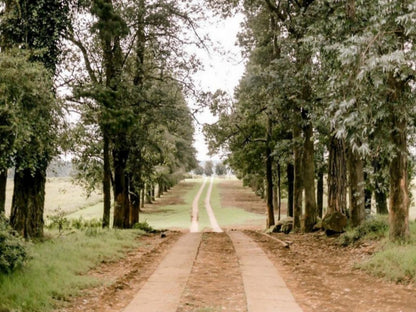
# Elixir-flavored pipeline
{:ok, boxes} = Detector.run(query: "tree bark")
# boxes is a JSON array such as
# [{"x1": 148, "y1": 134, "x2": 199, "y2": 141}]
[
  {"x1": 130, "y1": 174, "x2": 140, "y2": 226},
  {"x1": 327, "y1": 136, "x2": 347, "y2": 214},
  {"x1": 375, "y1": 191, "x2": 388, "y2": 214},
  {"x1": 10, "y1": 168, "x2": 46, "y2": 238},
  {"x1": 302, "y1": 112, "x2": 317, "y2": 232},
  {"x1": 287, "y1": 163, "x2": 294, "y2": 217},
  {"x1": 0, "y1": 170, "x2": 7, "y2": 214},
  {"x1": 373, "y1": 158, "x2": 388, "y2": 214},
  {"x1": 293, "y1": 125, "x2": 303, "y2": 231},
  {"x1": 265, "y1": 117, "x2": 275, "y2": 227},
  {"x1": 102, "y1": 133, "x2": 112, "y2": 228},
  {"x1": 112, "y1": 145, "x2": 130, "y2": 228},
  {"x1": 317, "y1": 171, "x2": 324, "y2": 218},
  {"x1": 141, "y1": 188, "x2": 145, "y2": 209},
  {"x1": 277, "y1": 163, "x2": 281, "y2": 221},
  {"x1": 389, "y1": 117, "x2": 409, "y2": 240},
  {"x1": 348, "y1": 149, "x2": 365, "y2": 227}
]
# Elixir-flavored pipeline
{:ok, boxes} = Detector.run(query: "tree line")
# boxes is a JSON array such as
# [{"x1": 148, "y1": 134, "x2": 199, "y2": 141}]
[
  {"x1": 0, "y1": 0, "x2": 200, "y2": 238},
  {"x1": 204, "y1": 0, "x2": 415, "y2": 241}
]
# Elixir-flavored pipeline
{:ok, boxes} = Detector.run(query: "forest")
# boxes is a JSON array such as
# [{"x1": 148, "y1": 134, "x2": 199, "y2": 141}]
[{"x1": 205, "y1": 0, "x2": 416, "y2": 241}]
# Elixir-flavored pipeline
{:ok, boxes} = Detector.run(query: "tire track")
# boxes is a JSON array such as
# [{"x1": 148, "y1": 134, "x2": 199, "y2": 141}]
[
  {"x1": 190, "y1": 178, "x2": 207, "y2": 233},
  {"x1": 204, "y1": 176, "x2": 222, "y2": 233}
]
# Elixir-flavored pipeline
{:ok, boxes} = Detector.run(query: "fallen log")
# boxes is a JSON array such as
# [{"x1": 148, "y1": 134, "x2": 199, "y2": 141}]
[{"x1": 260, "y1": 232, "x2": 291, "y2": 248}]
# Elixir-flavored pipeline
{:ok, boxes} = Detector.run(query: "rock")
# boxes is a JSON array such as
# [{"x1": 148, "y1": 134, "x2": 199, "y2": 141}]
[
  {"x1": 160, "y1": 232, "x2": 166, "y2": 238},
  {"x1": 271, "y1": 217, "x2": 293, "y2": 234},
  {"x1": 322, "y1": 211, "x2": 347, "y2": 235},
  {"x1": 313, "y1": 217, "x2": 323, "y2": 231}
]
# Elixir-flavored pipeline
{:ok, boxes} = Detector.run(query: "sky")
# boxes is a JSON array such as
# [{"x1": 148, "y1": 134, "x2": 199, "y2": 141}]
[{"x1": 189, "y1": 13, "x2": 246, "y2": 162}]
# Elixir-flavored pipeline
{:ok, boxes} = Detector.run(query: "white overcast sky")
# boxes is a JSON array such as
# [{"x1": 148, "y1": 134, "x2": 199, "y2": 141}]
[{"x1": 189, "y1": 12, "x2": 245, "y2": 162}]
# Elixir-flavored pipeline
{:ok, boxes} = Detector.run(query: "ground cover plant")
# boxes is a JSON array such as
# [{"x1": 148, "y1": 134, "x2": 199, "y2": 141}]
[
  {"x1": 0, "y1": 228, "x2": 144, "y2": 312},
  {"x1": 358, "y1": 221, "x2": 416, "y2": 284}
]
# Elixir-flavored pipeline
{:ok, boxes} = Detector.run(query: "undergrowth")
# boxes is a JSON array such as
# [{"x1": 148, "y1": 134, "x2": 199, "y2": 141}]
[
  {"x1": 338, "y1": 215, "x2": 389, "y2": 246},
  {"x1": 358, "y1": 221, "x2": 416, "y2": 284},
  {"x1": 0, "y1": 228, "x2": 144, "y2": 311}
]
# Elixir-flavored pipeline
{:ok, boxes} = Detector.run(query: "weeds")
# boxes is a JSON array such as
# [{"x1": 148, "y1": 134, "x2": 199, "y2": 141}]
[
  {"x1": 338, "y1": 215, "x2": 389, "y2": 246},
  {"x1": 0, "y1": 228, "x2": 143, "y2": 311}
]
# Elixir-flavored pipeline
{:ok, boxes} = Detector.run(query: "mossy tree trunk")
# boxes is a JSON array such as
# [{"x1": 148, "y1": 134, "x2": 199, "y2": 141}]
[
  {"x1": 348, "y1": 149, "x2": 365, "y2": 227},
  {"x1": 327, "y1": 136, "x2": 347, "y2": 214},
  {"x1": 10, "y1": 168, "x2": 46, "y2": 238}
]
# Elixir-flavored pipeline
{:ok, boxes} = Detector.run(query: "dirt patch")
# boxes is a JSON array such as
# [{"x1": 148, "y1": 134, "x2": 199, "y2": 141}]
[
  {"x1": 218, "y1": 180, "x2": 266, "y2": 215},
  {"x1": 142, "y1": 181, "x2": 194, "y2": 213},
  {"x1": 177, "y1": 232, "x2": 247, "y2": 312},
  {"x1": 247, "y1": 231, "x2": 416, "y2": 312},
  {"x1": 59, "y1": 231, "x2": 183, "y2": 312}
]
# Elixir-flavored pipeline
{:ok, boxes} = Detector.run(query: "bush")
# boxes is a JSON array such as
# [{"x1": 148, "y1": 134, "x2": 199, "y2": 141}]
[
  {"x1": 339, "y1": 216, "x2": 389, "y2": 246},
  {"x1": 0, "y1": 214, "x2": 27, "y2": 274},
  {"x1": 132, "y1": 221, "x2": 158, "y2": 233}
]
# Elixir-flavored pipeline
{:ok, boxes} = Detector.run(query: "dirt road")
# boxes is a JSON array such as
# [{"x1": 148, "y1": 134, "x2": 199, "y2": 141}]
[{"x1": 61, "y1": 179, "x2": 416, "y2": 312}]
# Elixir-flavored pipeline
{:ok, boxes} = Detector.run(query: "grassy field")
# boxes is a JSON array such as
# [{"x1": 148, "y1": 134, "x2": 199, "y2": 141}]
[
  {"x1": 0, "y1": 228, "x2": 144, "y2": 312},
  {"x1": 136, "y1": 178, "x2": 264, "y2": 231},
  {"x1": 4, "y1": 177, "x2": 102, "y2": 218}
]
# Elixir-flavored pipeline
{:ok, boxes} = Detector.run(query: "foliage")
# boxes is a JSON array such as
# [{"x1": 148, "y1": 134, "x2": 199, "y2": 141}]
[
  {"x1": 338, "y1": 216, "x2": 389, "y2": 246},
  {"x1": 0, "y1": 52, "x2": 60, "y2": 174},
  {"x1": 132, "y1": 220, "x2": 158, "y2": 233},
  {"x1": 0, "y1": 228, "x2": 143, "y2": 311},
  {"x1": 0, "y1": 214, "x2": 27, "y2": 274},
  {"x1": 358, "y1": 222, "x2": 416, "y2": 284},
  {"x1": 215, "y1": 162, "x2": 227, "y2": 176},
  {"x1": 204, "y1": 161, "x2": 214, "y2": 176}
]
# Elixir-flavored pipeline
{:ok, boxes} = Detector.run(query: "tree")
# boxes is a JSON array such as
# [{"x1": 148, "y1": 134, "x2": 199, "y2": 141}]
[
  {"x1": 204, "y1": 161, "x2": 214, "y2": 176},
  {"x1": 0, "y1": 53, "x2": 60, "y2": 238},
  {"x1": 215, "y1": 162, "x2": 227, "y2": 176},
  {"x1": 67, "y1": 0, "x2": 201, "y2": 228},
  {"x1": 0, "y1": 0, "x2": 69, "y2": 238}
]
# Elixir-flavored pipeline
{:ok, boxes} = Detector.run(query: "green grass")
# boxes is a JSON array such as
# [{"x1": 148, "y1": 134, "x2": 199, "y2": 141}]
[
  {"x1": 357, "y1": 221, "x2": 416, "y2": 284},
  {"x1": 139, "y1": 178, "x2": 265, "y2": 231},
  {"x1": 0, "y1": 229, "x2": 144, "y2": 312},
  {"x1": 211, "y1": 179, "x2": 264, "y2": 227},
  {"x1": 141, "y1": 179, "x2": 203, "y2": 230}
]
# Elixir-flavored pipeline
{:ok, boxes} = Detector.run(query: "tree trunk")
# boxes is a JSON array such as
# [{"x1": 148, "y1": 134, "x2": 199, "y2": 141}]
[
  {"x1": 348, "y1": 149, "x2": 365, "y2": 227},
  {"x1": 327, "y1": 136, "x2": 347, "y2": 214},
  {"x1": 10, "y1": 168, "x2": 46, "y2": 238},
  {"x1": 389, "y1": 117, "x2": 409, "y2": 241},
  {"x1": 277, "y1": 163, "x2": 281, "y2": 221},
  {"x1": 112, "y1": 146, "x2": 130, "y2": 228},
  {"x1": 317, "y1": 171, "x2": 324, "y2": 218},
  {"x1": 287, "y1": 163, "x2": 294, "y2": 217},
  {"x1": 151, "y1": 185, "x2": 155, "y2": 201},
  {"x1": 293, "y1": 126, "x2": 303, "y2": 231},
  {"x1": 141, "y1": 188, "x2": 145, "y2": 209},
  {"x1": 373, "y1": 158, "x2": 388, "y2": 214},
  {"x1": 102, "y1": 133, "x2": 112, "y2": 228},
  {"x1": 265, "y1": 117, "x2": 275, "y2": 228},
  {"x1": 0, "y1": 170, "x2": 7, "y2": 214},
  {"x1": 375, "y1": 191, "x2": 388, "y2": 214},
  {"x1": 302, "y1": 113, "x2": 317, "y2": 232},
  {"x1": 130, "y1": 180, "x2": 140, "y2": 226}
]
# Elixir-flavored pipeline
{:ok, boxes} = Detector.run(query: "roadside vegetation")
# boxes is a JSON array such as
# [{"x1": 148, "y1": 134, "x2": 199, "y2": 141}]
[{"x1": 0, "y1": 225, "x2": 144, "y2": 312}]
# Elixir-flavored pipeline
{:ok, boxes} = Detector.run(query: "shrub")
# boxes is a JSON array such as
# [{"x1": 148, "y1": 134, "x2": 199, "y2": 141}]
[
  {"x1": 46, "y1": 208, "x2": 70, "y2": 232},
  {"x1": 0, "y1": 214, "x2": 27, "y2": 274},
  {"x1": 132, "y1": 221, "x2": 158, "y2": 233},
  {"x1": 339, "y1": 215, "x2": 389, "y2": 246}
]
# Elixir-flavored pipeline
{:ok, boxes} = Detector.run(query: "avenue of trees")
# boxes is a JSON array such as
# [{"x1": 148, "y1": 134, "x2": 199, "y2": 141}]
[
  {"x1": 0, "y1": 0, "x2": 199, "y2": 237},
  {"x1": 205, "y1": 0, "x2": 416, "y2": 241}
]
